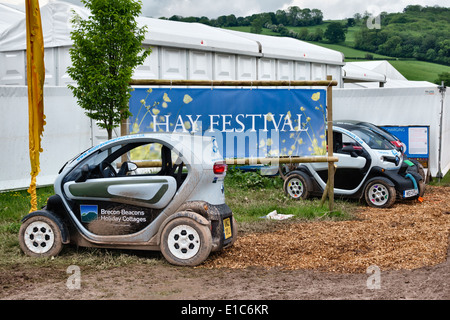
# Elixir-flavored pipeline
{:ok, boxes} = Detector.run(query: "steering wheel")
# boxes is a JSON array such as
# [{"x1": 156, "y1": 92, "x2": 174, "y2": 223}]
[{"x1": 99, "y1": 162, "x2": 117, "y2": 178}]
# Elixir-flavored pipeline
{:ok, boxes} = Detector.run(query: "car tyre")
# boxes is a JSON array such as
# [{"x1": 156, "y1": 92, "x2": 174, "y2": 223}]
[
  {"x1": 160, "y1": 216, "x2": 212, "y2": 266},
  {"x1": 283, "y1": 172, "x2": 310, "y2": 200},
  {"x1": 418, "y1": 179, "x2": 426, "y2": 198},
  {"x1": 364, "y1": 178, "x2": 396, "y2": 208},
  {"x1": 228, "y1": 216, "x2": 238, "y2": 247},
  {"x1": 19, "y1": 215, "x2": 63, "y2": 258}
]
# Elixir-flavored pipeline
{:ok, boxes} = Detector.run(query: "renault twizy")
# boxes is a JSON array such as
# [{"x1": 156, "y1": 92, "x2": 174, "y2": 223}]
[
  {"x1": 19, "y1": 133, "x2": 237, "y2": 266},
  {"x1": 284, "y1": 122, "x2": 425, "y2": 208}
]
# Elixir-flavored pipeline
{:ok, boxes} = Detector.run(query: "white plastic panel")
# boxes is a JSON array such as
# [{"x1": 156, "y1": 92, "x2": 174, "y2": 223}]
[
  {"x1": 133, "y1": 46, "x2": 159, "y2": 80},
  {"x1": 327, "y1": 64, "x2": 341, "y2": 87},
  {"x1": 258, "y1": 58, "x2": 275, "y2": 80},
  {"x1": 161, "y1": 47, "x2": 186, "y2": 80},
  {"x1": 237, "y1": 56, "x2": 256, "y2": 80},
  {"x1": 213, "y1": 53, "x2": 235, "y2": 80},
  {"x1": 43, "y1": 48, "x2": 56, "y2": 86},
  {"x1": 311, "y1": 63, "x2": 326, "y2": 81},
  {"x1": 57, "y1": 46, "x2": 74, "y2": 85},
  {"x1": 294, "y1": 61, "x2": 311, "y2": 81},
  {"x1": 0, "y1": 50, "x2": 26, "y2": 85},
  {"x1": 188, "y1": 50, "x2": 212, "y2": 80},
  {"x1": 277, "y1": 60, "x2": 293, "y2": 80}
]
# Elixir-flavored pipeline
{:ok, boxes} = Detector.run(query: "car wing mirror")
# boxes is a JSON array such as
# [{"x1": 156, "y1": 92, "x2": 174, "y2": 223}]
[
  {"x1": 75, "y1": 164, "x2": 90, "y2": 183},
  {"x1": 128, "y1": 162, "x2": 138, "y2": 172},
  {"x1": 341, "y1": 145, "x2": 363, "y2": 157}
]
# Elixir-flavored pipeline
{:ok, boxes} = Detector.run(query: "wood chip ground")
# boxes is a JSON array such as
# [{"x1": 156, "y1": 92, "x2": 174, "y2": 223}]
[{"x1": 203, "y1": 185, "x2": 450, "y2": 273}]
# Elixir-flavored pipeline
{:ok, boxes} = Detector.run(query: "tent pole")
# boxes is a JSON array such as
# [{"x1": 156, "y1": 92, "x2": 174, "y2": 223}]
[
  {"x1": 326, "y1": 75, "x2": 335, "y2": 211},
  {"x1": 437, "y1": 81, "x2": 446, "y2": 181}
]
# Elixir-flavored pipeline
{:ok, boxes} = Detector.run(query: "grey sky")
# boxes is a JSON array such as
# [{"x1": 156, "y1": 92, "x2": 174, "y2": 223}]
[{"x1": 2, "y1": 0, "x2": 448, "y2": 19}]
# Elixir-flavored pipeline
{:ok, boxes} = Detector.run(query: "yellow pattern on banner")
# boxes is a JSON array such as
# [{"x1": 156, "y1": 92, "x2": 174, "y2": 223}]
[{"x1": 26, "y1": 0, "x2": 46, "y2": 212}]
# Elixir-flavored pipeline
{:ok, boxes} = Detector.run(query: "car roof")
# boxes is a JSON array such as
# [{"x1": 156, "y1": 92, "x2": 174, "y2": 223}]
[{"x1": 333, "y1": 120, "x2": 399, "y2": 141}]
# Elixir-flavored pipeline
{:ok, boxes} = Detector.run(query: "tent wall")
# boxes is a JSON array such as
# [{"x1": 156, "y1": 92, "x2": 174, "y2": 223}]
[
  {"x1": 334, "y1": 86, "x2": 450, "y2": 177},
  {"x1": 1, "y1": 85, "x2": 448, "y2": 191},
  {"x1": 1, "y1": 44, "x2": 342, "y2": 86},
  {"x1": 0, "y1": 86, "x2": 99, "y2": 191}
]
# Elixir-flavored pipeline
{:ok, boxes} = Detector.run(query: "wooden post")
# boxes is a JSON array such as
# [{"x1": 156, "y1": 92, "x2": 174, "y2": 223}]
[{"x1": 326, "y1": 75, "x2": 335, "y2": 212}]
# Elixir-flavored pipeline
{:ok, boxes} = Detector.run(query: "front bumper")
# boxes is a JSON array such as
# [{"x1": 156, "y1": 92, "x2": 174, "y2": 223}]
[{"x1": 380, "y1": 168, "x2": 423, "y2": 199}]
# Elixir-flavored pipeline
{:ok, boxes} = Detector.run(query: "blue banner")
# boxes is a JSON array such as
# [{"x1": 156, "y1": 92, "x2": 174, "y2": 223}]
[
  {"x1": 129, "y1": 88, "x2": 327, "y2": 159},
  {"x1": 382, "y1": 126, "x2": 429, "y2": 159}
]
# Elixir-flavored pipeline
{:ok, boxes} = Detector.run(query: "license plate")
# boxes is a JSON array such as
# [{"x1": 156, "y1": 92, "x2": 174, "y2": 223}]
[
  {"x1": 223, "y1": 217, "x2": 232, "y2": 239},
  {"x1": 403, "y1": 189, "x2": 418, "y2": 198}
]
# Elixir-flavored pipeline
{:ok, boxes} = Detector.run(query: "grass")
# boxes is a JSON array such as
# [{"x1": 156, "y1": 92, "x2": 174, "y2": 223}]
[
  {"x1": 223, "y1": 26, "x2": 279, "y2": 36},
  {"x1": 0, "y1": 169, "x2": 357, "y2": 270},
  {"x1": 389, "y1": 60, "x2": 450, "y2": 83},
  {"x1": 429, "y1": 170, "x2": 450, "y2": 187},
  {"x1": 310, "y1": 42, "x2": 393, "y2": 60},
  {"x1": 224, "y1": 167, "x2": 355, "y2": 224}
]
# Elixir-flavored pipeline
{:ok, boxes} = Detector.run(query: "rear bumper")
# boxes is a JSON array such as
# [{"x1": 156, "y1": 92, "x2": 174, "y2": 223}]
[{"x1": 208, "y1": 203, "x2": 235, "y2": 252}]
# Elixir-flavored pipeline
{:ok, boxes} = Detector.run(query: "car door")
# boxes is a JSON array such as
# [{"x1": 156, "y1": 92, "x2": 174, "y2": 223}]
[
  {"x1": 62, "y1": 141, "x2": 177, "y2": 236},
  {"x1": 310, "y1": 130, "x2": 370, "y2": 193}
]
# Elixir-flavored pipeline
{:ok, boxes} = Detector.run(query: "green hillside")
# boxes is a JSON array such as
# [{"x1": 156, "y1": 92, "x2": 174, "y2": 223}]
[
  {"x1": 171, "y1": 5, "x2": 450, "y2": 84},
  {"x1": 225, "y1": 24, "x2": 450, "y2": 84},
  {"x1": 306, "y1": 41, "x2": 450, "y2": 83}
]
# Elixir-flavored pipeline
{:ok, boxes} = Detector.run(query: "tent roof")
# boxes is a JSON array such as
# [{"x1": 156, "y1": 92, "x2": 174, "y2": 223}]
[
  {"x1": 341, "y1": 61, "x2": 432, "y2": 88},
  {"x1": 137, "y1": 17, "x2": 260, "y2": 57},
  {"x1": 222, "y1": 29, "x2": 344, "y2": 65},
  {"x1": 0, "y1": 3, "x2": 25, "y2": 34},
  {"x1": 0, "y1": 0, "x2": 89, "y2": 51},
  {"x1": 342, "y1": 62, "x2": 386, "y2": 83},
  {"x1": 344, "y1": 79, "x2": 436, "y2": 89},
  {"x1": 0, "y1": 0, "x2": 344, "y2": 66},
  {"x1": 346, "y1": 61, "x2": 406, "y2": 81}
]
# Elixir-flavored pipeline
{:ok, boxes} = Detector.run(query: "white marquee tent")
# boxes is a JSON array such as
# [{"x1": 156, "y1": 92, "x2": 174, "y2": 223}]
[
  {"x1": 0, "y1": 0, "x2": 447, "y2": 191},
  {"x1": 0, "y1": 0, "x2": 345, "y2": 87},
  {"x1": 0, "y1": 3, "x2": 24, "y2": 34}
]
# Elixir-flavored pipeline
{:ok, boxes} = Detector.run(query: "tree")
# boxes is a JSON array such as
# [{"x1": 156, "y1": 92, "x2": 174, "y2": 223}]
[
  {"x1": 311, "y1": 28, "x2": 324, "y2": 41},
  {"x1": 311, "y1": 9, "x2": 323, "y2": 25},
  {"x1": 250, "y1": 17, "x2": 264, "y2": 34},
  {"x1": 226, "y1": 14, "x2": 237, "y2": 27},
  {"x1": 434, "y1": 72, "x2": 450, "y2": 86},
  {"x1": 347, "y1": 18, "x2": 355, "y2": 27},
  {"x1": 287, "y1": 6, "x2": 301, "y2": 26},
  {"x1": 68, "y1": 0, "x2": 150, "y2": 139},
  {"x1": 324, "y1": 22, "x2": 346, "y2": 43}
]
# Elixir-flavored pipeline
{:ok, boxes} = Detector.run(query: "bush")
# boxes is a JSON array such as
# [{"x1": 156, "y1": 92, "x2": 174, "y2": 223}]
[{"x1": 225, "y1": 167, "x2": 283, "y2": 190}]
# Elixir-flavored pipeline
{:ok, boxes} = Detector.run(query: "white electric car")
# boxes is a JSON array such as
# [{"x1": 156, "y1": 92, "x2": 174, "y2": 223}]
[
  {"x1": 19, "y1": 133, "x2": 237, "y2": 266},
  {"x1": 284, "y1": 122, "x2": 425, "y2": 208}
]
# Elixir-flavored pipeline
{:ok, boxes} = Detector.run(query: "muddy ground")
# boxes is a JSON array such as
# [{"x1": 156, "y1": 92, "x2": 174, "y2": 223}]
[{"x1": 1, "y1": 186, "x2": 449, "y2": 301}]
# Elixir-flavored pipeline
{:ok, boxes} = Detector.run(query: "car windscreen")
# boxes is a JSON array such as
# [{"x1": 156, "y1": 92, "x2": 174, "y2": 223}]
[{"x1": 349, "y1": 127, "x2": 395, "y2": 150}]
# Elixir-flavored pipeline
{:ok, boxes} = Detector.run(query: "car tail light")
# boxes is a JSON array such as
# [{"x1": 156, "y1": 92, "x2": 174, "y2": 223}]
[{"x1": 213, "y1": 161, "x2": 227, "y2": 175}]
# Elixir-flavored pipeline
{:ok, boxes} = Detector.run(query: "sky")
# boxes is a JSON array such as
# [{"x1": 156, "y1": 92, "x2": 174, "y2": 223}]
[{"x1": 1, "y1": 0, "x2": 448, "y2": 20}]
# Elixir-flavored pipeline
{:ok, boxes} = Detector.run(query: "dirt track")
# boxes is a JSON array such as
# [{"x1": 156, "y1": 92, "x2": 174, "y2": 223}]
[{"x1": 1, "y1": 186, "x2": 449, "y2": 300}]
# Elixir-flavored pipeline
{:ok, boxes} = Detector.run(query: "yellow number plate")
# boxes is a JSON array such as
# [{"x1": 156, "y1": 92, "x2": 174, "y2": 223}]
[{"x1": 223, "y1": 217, "x2": 232, "y2": 239}]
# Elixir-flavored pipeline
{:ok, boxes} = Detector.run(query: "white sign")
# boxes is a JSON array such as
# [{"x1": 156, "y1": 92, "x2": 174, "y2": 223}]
[{"x1": 408, "y1": 127, "x2": 428, "y2": 155}]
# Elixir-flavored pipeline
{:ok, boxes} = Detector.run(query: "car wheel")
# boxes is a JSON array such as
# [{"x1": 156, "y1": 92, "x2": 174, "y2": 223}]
[
  {"x1": 418, "y1": 179, "x2": 426, "y2": 197},
  {"x1": 160, "y1": 217, "x2": 212, "y2": 266},
  {"x1": 364, "y1": 179, "x2": 396, "y2": 208},
  {"x1": 19, "y1": 215, "x2": 63, "y2": 257},
  {"x1": 283, "y1": 172, "x2": 310, "y2": 200}
]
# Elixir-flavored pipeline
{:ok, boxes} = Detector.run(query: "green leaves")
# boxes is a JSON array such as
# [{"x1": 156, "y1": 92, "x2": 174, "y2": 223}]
[{"x1": 68, "y1": 0, "x2": 151, "y2": 139}]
